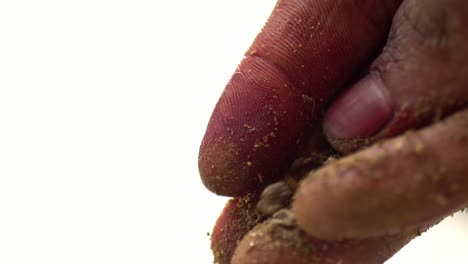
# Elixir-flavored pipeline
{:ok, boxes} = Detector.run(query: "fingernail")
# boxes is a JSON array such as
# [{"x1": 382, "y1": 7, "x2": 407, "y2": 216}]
[{"x1": 323, "y1": 74, "x2": 392, "y2": 139}]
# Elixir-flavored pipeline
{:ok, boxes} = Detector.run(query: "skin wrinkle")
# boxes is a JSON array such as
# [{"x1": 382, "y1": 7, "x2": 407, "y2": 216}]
[
  {"x1": 247, "y1": 1, "x2": 333, "y2": 96},
  {"x1": 245, "y1": 55, "x2": 315, "y2": 119},
  {"x1": 397, "y1": 2, "x2": 427, "y2": 43}
]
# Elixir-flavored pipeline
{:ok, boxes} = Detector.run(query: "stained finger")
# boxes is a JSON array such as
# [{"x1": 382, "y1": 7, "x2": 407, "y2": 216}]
[
  {"x1": 232, "y1": 209, "x2": 422, "y2": 264},
  {"x1": 210, "y1": 194, "x2": 263, "y2": 264},
  {"x1": 294, "y1": 108, "x2": 468, "y2": 240},
  {"x1": 323, "y1": 0, "x2": 468, "y2": 152},
  {"x1": 199, "y1": 0, "x2": 403, "y2": 196}
]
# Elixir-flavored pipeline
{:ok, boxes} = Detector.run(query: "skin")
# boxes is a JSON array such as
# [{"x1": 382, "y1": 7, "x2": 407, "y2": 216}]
[
  {"x1": 199, "y1": 0, "x2": 402, "y2": 197},
  {"x1": 294, "y1": 109, "x2": 468, "y2": 240},
  {"x1": 211, "y1": 194, "x2": 264, "y2": 264},
  {"x1": 210, "y1": 126, "x2": 333, "y2": 264},
  {"x1": 232, "y1": 209, "x2": 422, "y2": 264},
  {"x1": 294, "y1": 0, "x2": 468, "y2": 240},
  {"x1": 201, "y1": 0, "x2": 468, "y2": 262}
]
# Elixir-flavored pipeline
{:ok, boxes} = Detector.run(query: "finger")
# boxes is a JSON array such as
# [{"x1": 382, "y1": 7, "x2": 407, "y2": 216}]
[
  {"x1": 323, "y1": 0, "x2": 468, "y2": 152},
  {"x1": 294, "y1": 108, "x2": 468, "y2": 240},
  {"x1": 210, "y1": 194, "x2": 263, "y2": 264},
  {"x1": 199, "y1": 0, "x2": 403, "y2": 196},
  {"x1": 210, "y1": 132, "x2": 335, "y2": 264},
  {"x1": 232, "y1": 209, "x2": 422, "y2": 264}
]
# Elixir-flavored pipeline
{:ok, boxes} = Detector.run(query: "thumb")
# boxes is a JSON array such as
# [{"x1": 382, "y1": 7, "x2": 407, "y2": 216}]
[
  {"x1": 199, "y1": 0, "x2": 402, "y2": 196},
  {"x1": 323, "y1": 0, "x2": 468, "y2": 152},
  {"x1": 294, "y1": 108, "x2": 468, "y2": 240}
]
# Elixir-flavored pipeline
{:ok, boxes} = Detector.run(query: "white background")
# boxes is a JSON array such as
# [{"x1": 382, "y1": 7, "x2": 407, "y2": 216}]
[{"x1": 0, "y1": 1, "x2": 466, "y2": 263}]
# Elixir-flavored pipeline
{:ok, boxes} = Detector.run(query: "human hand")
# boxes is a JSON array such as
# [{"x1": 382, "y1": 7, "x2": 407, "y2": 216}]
[{"x1": 199, "y1": 0, "x2": 468, "y2": 263}]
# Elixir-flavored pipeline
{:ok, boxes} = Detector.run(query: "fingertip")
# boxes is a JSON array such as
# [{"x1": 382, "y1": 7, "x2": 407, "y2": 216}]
[
  {"x1": 232, "y1": 209, "x2": 418, "y2": 264},
  {"x1": 199, "y1": 136, "x2": 250, "y2": 196},
  {"x1": 198, "y1": 56, "x2": 310, "y2": 196},
  {"x1": 211, "y1": 194, "x2": 262, "y2": 264},
  {"x1": 292, "y1": 161, "x2": 362, "y2": 240},
  {"x1": 294, "y1": 109, "x2": 468, "y2": 240}
]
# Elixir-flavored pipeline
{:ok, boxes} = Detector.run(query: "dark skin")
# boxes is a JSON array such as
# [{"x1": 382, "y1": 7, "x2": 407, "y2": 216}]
[{"x1": 200, "y1": 0, "x2": 468, "y2": 262}]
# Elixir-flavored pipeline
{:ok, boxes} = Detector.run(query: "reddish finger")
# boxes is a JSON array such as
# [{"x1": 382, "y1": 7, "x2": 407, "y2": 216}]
[
  {"x1": 211, "y1": 194, "x2": 263, "y2": 264},
  {"x1": 210, "y1": 135, "x2": 334, "y2": 264},
  {"x1": 323, "y1": 0, "x2": 468, "y2": 152},
  {"x1": 294, "y1": 109, "x2": 468, "y2": 240},
  {"x1": 199, "y1": 0, "x2": 403, "y2": 196},
  {"x1": 232, "y1": 209, "x2": 421, "y2": 264}
]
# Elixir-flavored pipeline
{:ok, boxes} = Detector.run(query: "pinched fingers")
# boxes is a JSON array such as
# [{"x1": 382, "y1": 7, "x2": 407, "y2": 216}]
[
  {"x1": 231, "y1": 208, "x2": 422, "y2": 264},
  {"x1": 308, "y1": 1, "x2": 468, "y2": 239},
  {"x1": 212, "y1": 191, "x2": 423, "y2": 264},
  {"x1": 294, "y1": 108, "x2": 468, "y2": 240}
]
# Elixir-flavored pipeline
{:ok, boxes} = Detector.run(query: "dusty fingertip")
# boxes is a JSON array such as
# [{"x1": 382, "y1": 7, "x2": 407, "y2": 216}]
[
  {"x1": 231, "y1": 209, "x2": 310, "y2": 264},
  {"x1": 295, "y1": 110, "x2": 468, "y2": 241},
  {"x1": 211, "y1": 194, "x2": 264, "y2": 264},
  {"x1": 198, "y1": 137, "x2": 249, "y2": 196},
  {"x1": 232, "y1": 208, "x2": 419, "y2": 264}
]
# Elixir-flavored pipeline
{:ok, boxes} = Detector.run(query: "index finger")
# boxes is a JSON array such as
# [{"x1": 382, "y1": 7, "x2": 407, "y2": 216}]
[{"x1": 199, "y1": 0, "x2": 403, "y2": 196}]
